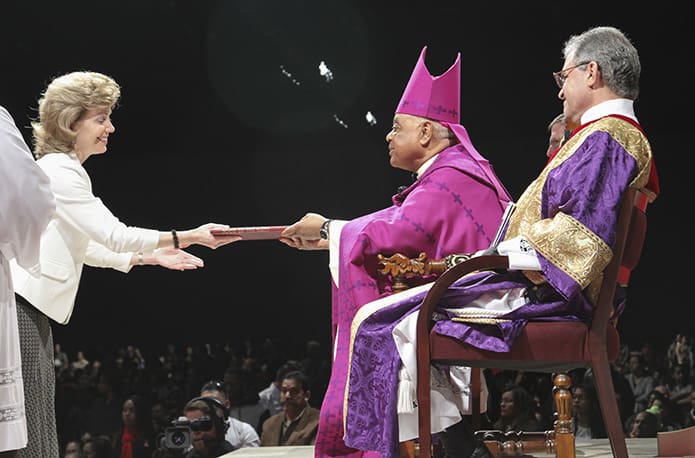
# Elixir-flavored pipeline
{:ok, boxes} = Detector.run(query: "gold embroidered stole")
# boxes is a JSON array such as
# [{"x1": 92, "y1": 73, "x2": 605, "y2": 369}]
[{"x1": 506, "y1": 116, "x2": 652, "y2": 301}]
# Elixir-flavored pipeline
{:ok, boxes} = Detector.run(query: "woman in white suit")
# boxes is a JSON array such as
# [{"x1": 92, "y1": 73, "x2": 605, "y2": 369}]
[{"x1": 9, "y1": 71, "x2": 238, "y2": 457}]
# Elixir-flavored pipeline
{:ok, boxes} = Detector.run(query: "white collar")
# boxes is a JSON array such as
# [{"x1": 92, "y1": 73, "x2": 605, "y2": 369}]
[
  {"x1": 580, "y1": 98, "x2": 637, "y2": 125},
  {"x1": 415, "y1": 154, "x2": 438, "y2": 179}
]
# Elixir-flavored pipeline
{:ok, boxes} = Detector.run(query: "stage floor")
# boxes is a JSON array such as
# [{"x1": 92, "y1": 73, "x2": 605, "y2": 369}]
[{"x1": 221, "y1": 438, "x2": 660, "y2": 458}]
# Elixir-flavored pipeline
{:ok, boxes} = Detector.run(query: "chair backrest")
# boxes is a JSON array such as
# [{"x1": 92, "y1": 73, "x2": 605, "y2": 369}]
[
  {"x1": 413, "y1": 186, "x2": 654, "y2": 458},
  {"x1": 591, "y1": 187, "x2": 650, "y2": 341}
]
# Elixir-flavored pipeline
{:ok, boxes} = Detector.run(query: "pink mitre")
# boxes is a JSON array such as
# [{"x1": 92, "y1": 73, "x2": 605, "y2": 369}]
[{"x1": 395, "y1": 46, "x2": 461, "y2": 124}]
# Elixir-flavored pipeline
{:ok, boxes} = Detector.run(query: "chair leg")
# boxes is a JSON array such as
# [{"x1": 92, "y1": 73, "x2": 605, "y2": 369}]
[
  {"x1": 400, "y1": 440, "x2": 416, "y2": 458},
  {"x1": 552, "y1": 373, "x2": 576, "y2": 458},
  {"x1": 590, "y1": 355, "x2": 628, "y2": 458},
  {"x1": 471, "y1": 367, "x2": 481, "y2": 430},
  {"x1": 417, "y1": 361, "x2": 433, "y2": 457}
]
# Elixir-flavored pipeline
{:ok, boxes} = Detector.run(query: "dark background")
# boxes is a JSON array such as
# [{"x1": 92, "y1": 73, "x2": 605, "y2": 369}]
[{"x1": 1, "y1": 1, "x2": 687, "y2": 355}]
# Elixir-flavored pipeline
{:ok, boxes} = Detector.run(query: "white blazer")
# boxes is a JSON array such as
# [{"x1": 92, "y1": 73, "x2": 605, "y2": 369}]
[{"x1": 10, "y1": 152, "x2": 159, "y2": 324}]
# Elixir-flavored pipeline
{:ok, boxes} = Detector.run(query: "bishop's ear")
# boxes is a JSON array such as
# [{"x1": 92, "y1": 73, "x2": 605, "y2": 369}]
[{"x1": 419, "y1": 120, "x2": 433, "y2": 145}]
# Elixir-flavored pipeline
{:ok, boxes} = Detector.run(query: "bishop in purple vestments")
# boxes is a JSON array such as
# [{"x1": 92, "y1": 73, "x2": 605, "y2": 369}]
[{"x1": 280, "y1": 46, "x2": 511, "y2": 458}]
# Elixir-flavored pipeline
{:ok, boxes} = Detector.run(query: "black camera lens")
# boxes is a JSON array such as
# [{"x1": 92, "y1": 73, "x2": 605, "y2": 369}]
[{"x1": 171, "y1": 431, "x2": 186, "y2": 446}]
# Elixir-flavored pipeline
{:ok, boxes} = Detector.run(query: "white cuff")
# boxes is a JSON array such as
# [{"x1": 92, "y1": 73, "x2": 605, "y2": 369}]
[
  {"x1": 497, "y1": 236, "x2": 541, "y2": 271},
  {"x1": 328, "y1": 220, "x2": 347, "y2": 284}
]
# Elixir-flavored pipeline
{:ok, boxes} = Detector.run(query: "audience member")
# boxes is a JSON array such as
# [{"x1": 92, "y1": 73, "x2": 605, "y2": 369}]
[
  {"x1": 223, "y1": 367, "x2": 265, "y2": 433},
  {"x1": 665, "y1": 363, "x2": 694, "y2": 421},
  {"x1": 492, "y1": 386, "x2": 542, "y2": 433},
  {"x1": 625, "y1": 352, "x2": 656, "y2": 413},
  {"x1": 81, "y1": 436, "x2": 112, "y2": 458},
  {"x1": 667, "y1": 334, "x2": 694, "y2": 376},
  {"x1": 112, "y1": 395, "x2": 156, "y2": 458},
  {"x1": 85, "y1": 371, "x2": 124, "y2": 439},
  {"x1": 685, "y1": 391, "x2": 695, "y2": 427},
  {"x1": 626, "y1": 410, "x2": 659, "y2": 438},
  {"x1": 257, "y1": 360, "x2": 304, "y2": 432},
  {"x1": 639, "y1": 339, "x2": 667, "y2": 381},
  {"x1": 182, "y1": 396, "x2": 235, "y2": 457},
  {"x1": 55, "y1": 343, "x2": 70, "y2": 377},
  {"x1": 572, "y1": 380, "x2": 607, "y2": 439},
  {"x1": 298, "y1": 341, "x2": 330, "y2": 408},
  {"x1": 151, "y1": 401, "x2": 172, "y2": 442},
  {"x1": 260, "y1": 370, "x2": 319, "y2": 446},
  {"x1": 72, "y1": 351, "x2": 91, "y2": 373},
  {"x1": 583, "y1": 365, "x2": 636, "y2": 427},
  {"x1": 545, "y1": 113, "x2": 568, "y2": 158},
  {"x1": 63, "y1": 440, "x2": 82, "y2": 458},
  {"x1": 200, "y1": 380, "x2": 260, "y2": 448}
]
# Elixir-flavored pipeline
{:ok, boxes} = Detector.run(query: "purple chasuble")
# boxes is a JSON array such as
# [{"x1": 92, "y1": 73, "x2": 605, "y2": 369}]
[
  {"x1": 314, "y1": 144, "x2": 510, "y2": 458},
  {"x1": 344, "y1": 116, "x2": 655, "y2": 457}
]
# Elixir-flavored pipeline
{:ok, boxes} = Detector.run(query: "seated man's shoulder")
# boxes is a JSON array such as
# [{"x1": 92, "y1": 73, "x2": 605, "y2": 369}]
[{"x1": 306, "y1": 406, "x2": 321, "y2": 421}]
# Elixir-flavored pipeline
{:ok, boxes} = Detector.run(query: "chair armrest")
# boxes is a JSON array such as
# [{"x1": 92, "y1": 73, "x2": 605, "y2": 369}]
[
  {"x1": 415, "y1": 255, "x2": 510, "y2": 335},
  {"x1": 377, "y1": 252, "x2": 475, "y2": 293}
]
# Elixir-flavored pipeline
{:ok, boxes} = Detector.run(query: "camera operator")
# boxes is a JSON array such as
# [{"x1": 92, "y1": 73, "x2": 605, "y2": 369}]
[
  {"x1": 200, "y1": 380, "x2": 260, "y2": 448},
  {"x1": 153, "y1": 396, "x2": 235, "y2": 458}
]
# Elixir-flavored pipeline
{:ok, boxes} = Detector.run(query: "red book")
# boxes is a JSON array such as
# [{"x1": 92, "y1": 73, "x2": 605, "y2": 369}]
[{"x1": 210, "y1": 226, "x2": 288, "y2": 240}]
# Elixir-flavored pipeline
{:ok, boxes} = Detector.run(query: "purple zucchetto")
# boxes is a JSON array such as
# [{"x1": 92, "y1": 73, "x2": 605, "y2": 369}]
[{"x1": 395, "y1": 46, "x2": 460, "y2": 124}]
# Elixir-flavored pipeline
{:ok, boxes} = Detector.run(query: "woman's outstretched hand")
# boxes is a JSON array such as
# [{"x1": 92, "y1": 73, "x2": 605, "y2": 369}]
[
  {"x1": 183, "y1": 223, "x2": 241, "y2": 249},
  {"x1": 154, "y1": 247, "x2": 205, "y2": 270}
]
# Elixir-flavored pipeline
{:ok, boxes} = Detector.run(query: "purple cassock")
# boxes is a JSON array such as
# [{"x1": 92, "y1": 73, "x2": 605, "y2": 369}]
[
  {"x1": 343, "y1": 115, "x2": 657, "y2": 457},
  {"x1": 313, "y1": 144, "x2": 511, "y2": 458}
]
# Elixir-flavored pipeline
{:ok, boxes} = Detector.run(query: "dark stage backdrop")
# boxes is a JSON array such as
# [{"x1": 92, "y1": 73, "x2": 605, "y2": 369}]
[{"x1": 1, "y1": 1, "x2": 686, "y2": 355}]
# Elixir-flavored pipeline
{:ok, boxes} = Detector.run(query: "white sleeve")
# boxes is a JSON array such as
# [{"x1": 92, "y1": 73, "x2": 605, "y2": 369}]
[
  {"x1": 496, "y1": 236, "x2": 542, "y2": 271},
  {"x1": 328, "y1": 220, "x2": 348, "y2": 285},
  {"x1": 84, "y1": 240, "x2": 133, "y2": 273},
  {"x1": 239, "y1": 422, "x2": 260, "y2": 447},
  {"x1": 0, "y1": 106, "x2": 55, "y2": 275}
]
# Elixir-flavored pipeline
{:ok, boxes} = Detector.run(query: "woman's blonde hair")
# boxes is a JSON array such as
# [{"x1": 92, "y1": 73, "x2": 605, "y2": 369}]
[{"x1": 32, "y1": 71, "x2": 120, "y2": 158}]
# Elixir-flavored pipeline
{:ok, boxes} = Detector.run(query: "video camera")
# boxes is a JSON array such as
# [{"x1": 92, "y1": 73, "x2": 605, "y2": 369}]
[{"x1": 160, "y1": 416, "x2": 215, "y2": 451}]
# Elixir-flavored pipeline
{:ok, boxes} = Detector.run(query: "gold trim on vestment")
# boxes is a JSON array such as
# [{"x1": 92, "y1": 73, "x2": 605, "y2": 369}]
[
  {"x1": 504, "y1": 116, "x2": 653, "y2": 302},
  {"x1": 343, "y1": 282, "x2": 434, "y2": 431}
]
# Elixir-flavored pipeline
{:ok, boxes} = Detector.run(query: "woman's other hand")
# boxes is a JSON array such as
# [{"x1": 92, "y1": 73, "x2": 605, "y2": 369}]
[{"x1": 154, "y1": 247, "x2": 204, "y2": 270}]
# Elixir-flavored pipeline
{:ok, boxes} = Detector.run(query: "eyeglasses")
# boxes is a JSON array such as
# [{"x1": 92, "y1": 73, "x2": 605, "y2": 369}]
[{"x1": 552, "y1": 61, "x2": 590, "y2": 88}]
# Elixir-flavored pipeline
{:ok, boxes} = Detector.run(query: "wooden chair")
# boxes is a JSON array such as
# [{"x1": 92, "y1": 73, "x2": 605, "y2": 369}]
[{"x1": 380, "y1": 187, "x2": 652, "y2": 458}]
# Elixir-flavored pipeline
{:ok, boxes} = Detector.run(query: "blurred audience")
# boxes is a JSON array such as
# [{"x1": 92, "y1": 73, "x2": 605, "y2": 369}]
[{"x1": 50, "y1": 332, "x2": 693, "y2": 453}]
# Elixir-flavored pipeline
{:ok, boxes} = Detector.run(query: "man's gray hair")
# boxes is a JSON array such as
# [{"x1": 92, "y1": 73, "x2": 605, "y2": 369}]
[{"x1": 562, "y1": 26, "x2": 640, "y2": 100}]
